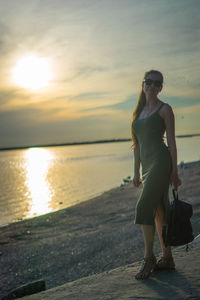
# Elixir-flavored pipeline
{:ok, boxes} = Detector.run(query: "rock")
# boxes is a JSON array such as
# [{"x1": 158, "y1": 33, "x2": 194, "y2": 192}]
[{"x1": 2, "y1": 279, "x2": 46, "y2": 299}]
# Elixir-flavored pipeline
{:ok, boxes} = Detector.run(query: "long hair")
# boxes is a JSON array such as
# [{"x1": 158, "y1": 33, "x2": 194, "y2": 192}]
[{"x1": 131, "y1": 70, "x2": 163, "y2": 149}]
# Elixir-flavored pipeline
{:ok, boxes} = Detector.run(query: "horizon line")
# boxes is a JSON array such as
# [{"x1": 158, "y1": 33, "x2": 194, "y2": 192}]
[{"x1": 0, "y1": 133, "x2": 200, "y2": 152}]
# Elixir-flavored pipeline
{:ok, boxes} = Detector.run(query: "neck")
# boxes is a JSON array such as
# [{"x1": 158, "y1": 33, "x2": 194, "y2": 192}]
[{"x1": 145, "y1": 96, "x2": 159, "y2": 106}]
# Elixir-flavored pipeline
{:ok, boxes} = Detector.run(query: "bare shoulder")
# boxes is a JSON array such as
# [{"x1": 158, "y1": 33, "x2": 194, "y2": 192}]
[{"x1": 160, "y1": 102, "x2": 174, "y2": 118}]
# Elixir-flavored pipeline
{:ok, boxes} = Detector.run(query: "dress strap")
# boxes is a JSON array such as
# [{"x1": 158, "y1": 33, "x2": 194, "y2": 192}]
[{"x1": 157, "y1": 103, "x2": 165, "y2": 113}]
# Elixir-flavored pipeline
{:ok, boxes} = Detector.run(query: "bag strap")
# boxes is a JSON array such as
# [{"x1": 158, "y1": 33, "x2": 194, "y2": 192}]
[{"x1": 172, "y1": 188, "x2": 179, "y2": 202}]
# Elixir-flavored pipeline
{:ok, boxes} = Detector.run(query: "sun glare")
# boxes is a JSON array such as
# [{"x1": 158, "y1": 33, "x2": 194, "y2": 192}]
[
  {"x1": 12, "y1": 54, "x2": 52, "y2": 90},
  {"x1": 24, "y1": 148, "x2": 54, "y2": 217}
]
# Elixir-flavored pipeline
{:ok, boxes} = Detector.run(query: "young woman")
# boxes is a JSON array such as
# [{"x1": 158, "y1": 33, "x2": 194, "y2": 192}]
[{"x1": 131, "y1": 70, "x2": 182, "y2": 280}]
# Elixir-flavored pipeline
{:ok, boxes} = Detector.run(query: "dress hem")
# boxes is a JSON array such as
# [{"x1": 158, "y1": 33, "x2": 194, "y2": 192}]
[{"x1": 134, "y1": 220, "x2": 155, "y2": 226}]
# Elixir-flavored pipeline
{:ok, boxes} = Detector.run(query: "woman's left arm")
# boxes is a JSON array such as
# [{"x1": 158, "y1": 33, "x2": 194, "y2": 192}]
[{"x1": 162, "y1": 104, "x2": 182, "y2": 190}]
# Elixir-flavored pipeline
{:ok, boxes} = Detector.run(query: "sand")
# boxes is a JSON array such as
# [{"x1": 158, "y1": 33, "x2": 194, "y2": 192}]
[{"x1": 0, "y1": 160, "x2": 200, "y2": 299}]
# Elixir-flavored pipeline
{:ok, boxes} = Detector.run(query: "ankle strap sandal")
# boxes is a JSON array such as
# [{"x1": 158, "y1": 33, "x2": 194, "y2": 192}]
[
  {"x1": 135, "y1": 255, "x2": 157, "y2": 280},
  {"x1": 155, "y1": 256, "x2": 175, "y2": 270}
]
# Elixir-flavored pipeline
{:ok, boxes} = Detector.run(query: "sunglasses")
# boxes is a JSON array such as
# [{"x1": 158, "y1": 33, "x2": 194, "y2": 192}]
[{"x1": 143, "y1": 79, "x2": 162, "y2": 87}]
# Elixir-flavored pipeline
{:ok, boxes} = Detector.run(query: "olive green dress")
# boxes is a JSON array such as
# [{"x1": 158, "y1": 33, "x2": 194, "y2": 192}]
[{"x1": 132, "y1": 103, "x2": 172, "y2": 225}]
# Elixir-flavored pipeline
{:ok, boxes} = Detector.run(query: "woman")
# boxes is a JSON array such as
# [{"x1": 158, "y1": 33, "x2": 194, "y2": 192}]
[{"x1": 131, "y1": 70, "x2": 182, "y2": 280}]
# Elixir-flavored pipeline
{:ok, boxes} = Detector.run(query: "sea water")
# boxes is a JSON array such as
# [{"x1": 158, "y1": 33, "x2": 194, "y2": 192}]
[{"x1": 0, "y1": 137, "x2": 199, "y2": 227}]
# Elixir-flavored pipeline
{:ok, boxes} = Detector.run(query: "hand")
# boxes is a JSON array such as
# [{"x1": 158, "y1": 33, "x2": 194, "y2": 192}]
[
  {"x1": 132, "y1": 175, "x2": 141, "y2": 187},
  {"x1": 170, "y1": 171, "x2": 182, "y2": 190}
]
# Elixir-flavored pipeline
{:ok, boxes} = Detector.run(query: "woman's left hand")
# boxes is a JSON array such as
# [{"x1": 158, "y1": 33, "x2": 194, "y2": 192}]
[{"x1": 170, "y1": 171, "x2": 182, "y2": 190}]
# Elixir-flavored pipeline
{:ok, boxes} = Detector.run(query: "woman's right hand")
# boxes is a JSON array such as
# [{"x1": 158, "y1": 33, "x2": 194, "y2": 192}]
[
  {"x1": 132, "y1": 175, "x2": 141, "y2": 187},
  {"x1": 170, "y1": 171, "x2": 182, "y2": 190}
]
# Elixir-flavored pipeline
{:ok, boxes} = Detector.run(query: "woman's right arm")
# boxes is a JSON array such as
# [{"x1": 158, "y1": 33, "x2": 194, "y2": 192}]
[{"x1": 133, "y1": 143, "x2": 141, "y2": 187}]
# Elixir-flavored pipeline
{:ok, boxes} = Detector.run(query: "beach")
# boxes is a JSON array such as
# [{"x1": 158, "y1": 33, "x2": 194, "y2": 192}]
[{"x1": 0, "y1": 161, "x2": 200, "y2": 299}]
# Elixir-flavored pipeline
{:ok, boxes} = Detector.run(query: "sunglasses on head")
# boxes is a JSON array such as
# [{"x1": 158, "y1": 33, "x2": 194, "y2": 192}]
[{"x1": 143, "y1": 79, "x2": 162, "y2": 87}]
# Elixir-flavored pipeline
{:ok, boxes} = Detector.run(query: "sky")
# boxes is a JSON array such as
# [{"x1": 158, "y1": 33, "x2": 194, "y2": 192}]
[{"x1": 0, "y1": 0, "x2": 200, "y2": 148}]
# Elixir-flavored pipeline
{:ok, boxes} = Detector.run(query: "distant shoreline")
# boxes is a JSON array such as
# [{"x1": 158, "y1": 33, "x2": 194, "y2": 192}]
[
  {"x1": 0, "y1": 138, "x2": 130, "y2": 152},
  {"x1": 0, "y1": 133, "x2": 200, "y2": 151}
]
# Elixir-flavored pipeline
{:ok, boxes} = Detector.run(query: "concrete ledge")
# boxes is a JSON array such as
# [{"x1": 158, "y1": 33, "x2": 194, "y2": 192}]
[{"x1": 21, "y1": 243, "x2": 200, "y2": 300}]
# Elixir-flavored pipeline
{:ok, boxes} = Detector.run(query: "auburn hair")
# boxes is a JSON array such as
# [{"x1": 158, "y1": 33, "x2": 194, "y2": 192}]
[{"x1": 131, "y1": 70, "x2": 163, "y2": 149}]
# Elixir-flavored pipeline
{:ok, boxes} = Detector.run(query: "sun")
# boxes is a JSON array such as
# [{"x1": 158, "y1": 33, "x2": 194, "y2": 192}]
[{"x1": 12, "y1": 54, "x2": 52, "y2": 90}]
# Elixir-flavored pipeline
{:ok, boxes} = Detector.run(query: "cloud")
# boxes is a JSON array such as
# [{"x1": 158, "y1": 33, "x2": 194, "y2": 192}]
[
  {"x1": 70, "y1": 91, "x2": 111, "y2": 101},
  {"x1": 164, "y1": 96, "x2": 200, "y2": 109},
  {"x1": 80, "y1": 94, "x2": 200, "y2": 114},
  {"x1": 0, "y1": 23, "x2": 10, "y2": 55},
  {"x1": 80, "y1": 94, "x2": 137, "y2": 112},
  {"x1": 0, "y1": 0, "x2": 200, "y2": 147},
  {"x1": 0, "y1": 106, "x2": 130, "y2": 148},
  {"x1": 71, "y1": 65, "x2": 107, "y2": 80},
  {"x1": 0, "y1": 87, "x2": 35, "y2": 109},
  {"x1": 0, "y1": 88, "x2": 18, "y2": 105},
  {"x1": 174, "y1": 103, "x2": 200, "y2": 115}
]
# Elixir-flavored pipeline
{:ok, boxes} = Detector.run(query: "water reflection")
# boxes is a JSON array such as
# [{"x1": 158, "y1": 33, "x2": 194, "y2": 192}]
[{"x1": 24, "y1": 148, "x2": 54, "y2": 217}]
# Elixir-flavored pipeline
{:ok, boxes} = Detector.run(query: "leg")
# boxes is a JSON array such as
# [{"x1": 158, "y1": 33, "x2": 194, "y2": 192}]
[
  {"x1": 155, "y1": 201, "x2": 172, "y2": 257},
  {"x1": 135, "y1": 225, "x2": 157, "y2": 279},
  {"x1": 155, "y1": 201, "x2": 175, "y2": 270},
  {"x1": 142, "y1": 224, "x2": 155, "y2": 258}
]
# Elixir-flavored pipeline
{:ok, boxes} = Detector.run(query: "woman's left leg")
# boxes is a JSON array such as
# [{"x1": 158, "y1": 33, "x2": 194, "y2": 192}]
[
  {"x1": 155, "y1": 201, "x2": 172, "y2": 257},
  {"x1": 155, "y1": 201, "x2": 175, "y2": 269}
]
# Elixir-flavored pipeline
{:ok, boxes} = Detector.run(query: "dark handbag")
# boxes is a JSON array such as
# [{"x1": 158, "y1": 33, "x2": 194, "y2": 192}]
[{"x1": 162, "y1": 188, "x2": 194, "y2": 247}]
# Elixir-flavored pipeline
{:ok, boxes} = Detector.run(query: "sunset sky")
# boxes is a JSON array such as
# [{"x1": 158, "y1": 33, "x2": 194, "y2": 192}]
[{"x1": 0, "y1": 0, "x2": 199, "y2": 148}]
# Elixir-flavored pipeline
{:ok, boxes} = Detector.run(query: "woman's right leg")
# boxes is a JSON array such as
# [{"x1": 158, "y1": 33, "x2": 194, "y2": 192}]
[
  {"x1": 142, "y1": 224, "x2": 155, "y2": 258},
  {"x1": 135, "y1": 224, "x2": 156, "y2": 279}
]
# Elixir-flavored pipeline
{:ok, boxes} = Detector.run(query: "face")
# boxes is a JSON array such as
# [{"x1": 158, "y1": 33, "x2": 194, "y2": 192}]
[{"x1": 142, "y1": 73, "x2": 163, "y2": 97}]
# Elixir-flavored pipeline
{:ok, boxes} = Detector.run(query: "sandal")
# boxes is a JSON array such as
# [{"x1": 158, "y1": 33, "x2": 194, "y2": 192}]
[
  {"x1": 135, "y1": 255, "x2": 157, "y2": 280},
  {"x1": 155, "y1": 255, "x2": 175, "y2": 270}
]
